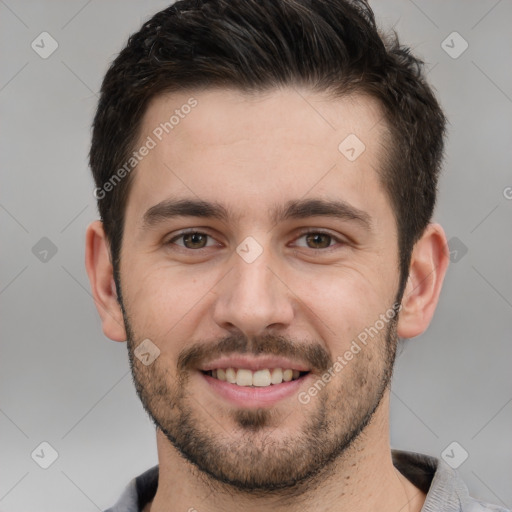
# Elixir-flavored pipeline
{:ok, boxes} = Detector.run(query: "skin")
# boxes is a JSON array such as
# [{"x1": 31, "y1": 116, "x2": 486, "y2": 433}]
[{"x1": 85, "y1": 87, "x2": 449, "y2": 512}]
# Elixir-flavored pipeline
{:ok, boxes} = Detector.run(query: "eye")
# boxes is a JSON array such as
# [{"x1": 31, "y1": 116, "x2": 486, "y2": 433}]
[
  {"x1": 167, "y1": 231, "x2": 217, "y2": 249},
  {"x1": 293, "y1": 231, "x2": 342, "y2": 250}
]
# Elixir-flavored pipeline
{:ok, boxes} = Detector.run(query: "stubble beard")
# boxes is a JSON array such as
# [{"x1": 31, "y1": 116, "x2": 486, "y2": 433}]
[{"x1": 122, "y1": 312, "x2": 399, "y2": 496}]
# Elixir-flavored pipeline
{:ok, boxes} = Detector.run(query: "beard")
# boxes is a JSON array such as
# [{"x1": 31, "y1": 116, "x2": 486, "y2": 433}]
[{"x1": 121, "y1": 299, "x2": 400, "y2": 495}]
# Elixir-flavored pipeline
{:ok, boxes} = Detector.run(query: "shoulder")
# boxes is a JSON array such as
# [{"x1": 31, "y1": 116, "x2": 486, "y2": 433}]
[
  {"x1": 103, "y1": 465, "x2": 159, "y2": 512},
  {"x1": 391, "y1": 450, "x2": 510, "y2": 512},
  {"x1": 460, "y1": 498, "x2": 511, "y2": 512}
]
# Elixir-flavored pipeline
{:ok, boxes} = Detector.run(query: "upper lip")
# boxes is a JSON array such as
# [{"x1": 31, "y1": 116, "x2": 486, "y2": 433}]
[{"x1": 199, "y1": 355, "x2": 311, "y2": 372}]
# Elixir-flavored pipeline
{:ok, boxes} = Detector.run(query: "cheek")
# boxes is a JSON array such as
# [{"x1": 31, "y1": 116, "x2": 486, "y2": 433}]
[
  {"x1": 296, "y1": 266, "x2": 389, "y2": 347},
  {"x1": 122, "y1": 261, "x2": 221, "y2": 341}
]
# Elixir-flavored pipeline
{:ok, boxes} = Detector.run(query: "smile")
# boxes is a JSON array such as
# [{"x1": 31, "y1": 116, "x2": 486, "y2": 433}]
[{"x1": 203, "y1": 367, "x2": 309, "y2": 387}]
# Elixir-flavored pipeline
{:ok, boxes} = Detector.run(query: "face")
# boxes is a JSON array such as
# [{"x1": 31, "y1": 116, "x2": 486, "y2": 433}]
[{"x1": 117, "y1": 87, "x2": 402, "y2": 491}]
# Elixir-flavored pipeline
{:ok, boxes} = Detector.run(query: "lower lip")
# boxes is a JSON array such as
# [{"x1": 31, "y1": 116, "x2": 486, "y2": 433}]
[{"x1": 201, "y1": 372, "x2": 310, "y2": 408}]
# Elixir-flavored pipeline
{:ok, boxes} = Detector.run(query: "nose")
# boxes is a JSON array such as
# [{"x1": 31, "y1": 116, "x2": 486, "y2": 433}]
[{"x1": 212, "y1": 245, "x2": 295, "y2": 338}]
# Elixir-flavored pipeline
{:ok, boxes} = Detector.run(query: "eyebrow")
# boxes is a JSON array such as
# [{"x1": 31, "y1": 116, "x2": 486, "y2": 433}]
[{"x1": 141, "y1": 197, "x2": 373, "y2": 232}]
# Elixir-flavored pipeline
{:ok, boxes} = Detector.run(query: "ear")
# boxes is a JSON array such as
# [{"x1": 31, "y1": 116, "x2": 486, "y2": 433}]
[
  {"x1": 397, "y1": 223, "x2": 450, "y2": 339},
  {"x1": 85, "y1": 220, "x2": 127, "y2": 342}
]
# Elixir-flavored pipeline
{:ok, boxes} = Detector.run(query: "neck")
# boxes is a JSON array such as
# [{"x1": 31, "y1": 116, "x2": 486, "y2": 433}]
[{"x1": 146, "y1": 394, "x2": 426, "y2": 512}]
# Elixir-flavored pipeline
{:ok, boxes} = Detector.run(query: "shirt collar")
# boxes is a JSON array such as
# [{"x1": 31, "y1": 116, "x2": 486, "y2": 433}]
[{"x1": 107, "y1": 450, "x2": 475, "y2": 512}]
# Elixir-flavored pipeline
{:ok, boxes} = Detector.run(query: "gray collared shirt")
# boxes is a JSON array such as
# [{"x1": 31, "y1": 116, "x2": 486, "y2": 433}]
[{"x1": 104, "y1": 450, "x2": 510, "y2": 512}]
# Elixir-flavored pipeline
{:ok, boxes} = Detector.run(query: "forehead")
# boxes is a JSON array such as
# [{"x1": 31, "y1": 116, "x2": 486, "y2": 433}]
[
  {"x1": 142, "y1": 86, "x2": 385, "y2": 152},
  {"x1": 125, "y1": 87, "x2": 391, "y2": 228}
]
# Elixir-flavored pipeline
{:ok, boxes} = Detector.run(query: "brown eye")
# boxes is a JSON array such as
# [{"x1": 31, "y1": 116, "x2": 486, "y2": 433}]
[
  {"x1": 292, "y1": 230, "x2": 346, "y2": 252},
  {"x1": 304, "y1": 233, "x2": 333, "y2": 249},
  {"x1": 182, "y1": 232, "x2": 208, "y2": 249},
  {"x1": 168, "y1": 232, "x2": 214, "y2": 249}
]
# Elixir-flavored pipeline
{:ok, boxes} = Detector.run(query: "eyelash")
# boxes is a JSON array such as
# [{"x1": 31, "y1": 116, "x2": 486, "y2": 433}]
[{"x1": 166, "y1": 229, "x2": 345, "y2": 251}]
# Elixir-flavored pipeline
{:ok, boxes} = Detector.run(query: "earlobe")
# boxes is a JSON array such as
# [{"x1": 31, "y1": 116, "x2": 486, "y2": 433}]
[
  {"x1": 85, "y1": 220, "x2": 127, "y2": 342},
  {"x1": 397, "y1": 223, "x2": 450, "y2": 339}
]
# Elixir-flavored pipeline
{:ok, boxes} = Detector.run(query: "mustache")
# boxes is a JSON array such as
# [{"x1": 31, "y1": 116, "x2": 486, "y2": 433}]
[{"x1": 177, "y1": 332, "x2": 333, "y2": 374}]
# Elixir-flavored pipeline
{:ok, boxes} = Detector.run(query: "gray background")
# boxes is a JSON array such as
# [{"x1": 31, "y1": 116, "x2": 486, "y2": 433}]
[{"x1": 1, "y1": 1, "x2": 511, "y2": 510}]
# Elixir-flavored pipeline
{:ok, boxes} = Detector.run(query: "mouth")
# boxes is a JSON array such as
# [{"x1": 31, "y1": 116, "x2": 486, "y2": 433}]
[
  {"x1": 198, "y1": 356, "x2": 313, "y2": 408},
  {"x1": 201, "y1": 368, "x2": 310, "y2": 387},
  {"x1": 198, "y1": 359, "x2": 313, "y2": 410}
]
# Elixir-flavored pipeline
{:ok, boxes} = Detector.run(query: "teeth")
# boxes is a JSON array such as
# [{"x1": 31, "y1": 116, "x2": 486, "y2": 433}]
[
  {"x1": 208, "y1": 367, "x2": 305, "y2": 387},
  {"x1": 225, "y1": 367, "x2": 237, "y2": 383},
  {"x1": 283, "y1": 369, "x2": 293, "y2": 382},
  {"x1": 270, "y1": 368, "x2": 283, "y2": 384},
  {"x1": 236, "y1": 369, "x2": 253, "y2": 386},
  {"x1": 253, "y1": 369, "x2": 271, "y2": 387}
]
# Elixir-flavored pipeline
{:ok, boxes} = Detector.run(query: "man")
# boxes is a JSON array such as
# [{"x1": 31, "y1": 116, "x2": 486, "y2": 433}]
[{"x1": 85, "y1": 1, "x2": 508, "y2": 511}]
